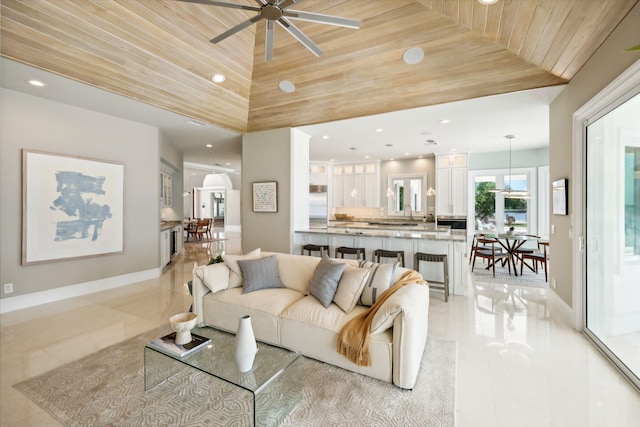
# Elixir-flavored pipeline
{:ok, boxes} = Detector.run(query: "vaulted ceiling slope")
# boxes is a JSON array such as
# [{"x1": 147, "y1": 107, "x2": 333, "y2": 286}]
[{"x1": 1, "y1": 0, "x2": 637, "y2": 135}]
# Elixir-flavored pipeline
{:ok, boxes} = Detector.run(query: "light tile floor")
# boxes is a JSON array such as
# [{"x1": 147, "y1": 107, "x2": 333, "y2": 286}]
[{"x1": 1, "y1": 229, "x2": 639, "y2": 426}]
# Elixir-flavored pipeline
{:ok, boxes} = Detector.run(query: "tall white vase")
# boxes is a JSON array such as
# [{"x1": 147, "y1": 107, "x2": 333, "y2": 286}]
[{"x1": 235, "y1": 315, "x2": 258, "y2": 372}]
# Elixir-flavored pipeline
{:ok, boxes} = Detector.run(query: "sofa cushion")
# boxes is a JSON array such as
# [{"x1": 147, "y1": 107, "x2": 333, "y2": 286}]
[
  {"x1": 358, "y1": 261, "x2": 400, "y2": 306},
  {"x1": 308, "y1": 257, "x2": 346, "y2": 308},
  {"x1": 204, "y1": 287, "x2": 305, "y2": 345},
  {"x1": 222, "y1": 248, "x2": 261, "y2": 288},
  {"x1": 280, "y1": 295, "x2": 368, "y2": 332},
  {"x1": 333, "y1": 264, "x2": 370, "y2": 313},
  {"x1": 273, "y1": 253, "x2": 321, "y2": 294},
  {"x1": 238, "y1": 255, "x2": 285, "y2": 294}
]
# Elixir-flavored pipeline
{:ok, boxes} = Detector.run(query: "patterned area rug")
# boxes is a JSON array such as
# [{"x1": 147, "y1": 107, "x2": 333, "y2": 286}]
[
  {"x1": 471, "y1": 262, "x2": 549, "y2": 288},
  {"x1": 15, "y1": 327, "x2": 456, "y2": 426}
]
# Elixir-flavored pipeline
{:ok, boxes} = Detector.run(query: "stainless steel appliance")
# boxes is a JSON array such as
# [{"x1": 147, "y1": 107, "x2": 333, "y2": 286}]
[{"x1": 309, "y1": 185, "x2": 327, "y2": 228}]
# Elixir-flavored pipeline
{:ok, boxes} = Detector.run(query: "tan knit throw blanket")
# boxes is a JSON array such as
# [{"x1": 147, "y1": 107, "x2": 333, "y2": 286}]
[{"x1": 337, "y1": 270, "x2": 427, "y2": 366}]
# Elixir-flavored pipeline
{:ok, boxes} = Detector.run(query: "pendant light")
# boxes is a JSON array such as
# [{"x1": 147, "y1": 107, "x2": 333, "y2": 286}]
[{"x1": 490, "y1": 135, "x2": 530, "y2": 198}]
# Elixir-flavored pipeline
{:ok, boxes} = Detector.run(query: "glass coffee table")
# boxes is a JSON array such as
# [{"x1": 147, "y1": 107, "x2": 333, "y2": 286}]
[{"x1": 144, "y1": 326, "x2": 302, "y2": 426}]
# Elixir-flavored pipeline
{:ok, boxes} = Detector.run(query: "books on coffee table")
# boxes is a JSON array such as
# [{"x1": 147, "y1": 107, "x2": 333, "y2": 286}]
[{"x1": 148, "y1": 332, "x2": 211, "y2": 358}]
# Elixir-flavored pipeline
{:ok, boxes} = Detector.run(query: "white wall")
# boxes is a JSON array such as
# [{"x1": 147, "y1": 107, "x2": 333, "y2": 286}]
[
  {"x1": 242, "y1": 128, "x2": 294, "y2": 254},
  {"x1": 549, "y1": 3, "x2": 640, "y2": 308},
  {"x1": 0, "y1": 89, "x2": 160, "y2": 301}
]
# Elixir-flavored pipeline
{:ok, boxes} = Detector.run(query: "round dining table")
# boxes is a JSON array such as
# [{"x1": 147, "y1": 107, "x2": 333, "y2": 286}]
[{"x1": 493, "y1": 233, "x2": 539, "y2": 276}]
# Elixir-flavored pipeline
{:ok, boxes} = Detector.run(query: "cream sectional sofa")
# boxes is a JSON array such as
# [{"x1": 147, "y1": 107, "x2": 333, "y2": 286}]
[{"x1": 191, "y1": 250, "x2": 430, "y2": 389}]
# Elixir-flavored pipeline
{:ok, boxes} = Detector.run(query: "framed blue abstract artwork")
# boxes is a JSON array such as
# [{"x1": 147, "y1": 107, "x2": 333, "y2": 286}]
[{"x1": 22, "y1": 150, "x2": 124, "y2": 265}]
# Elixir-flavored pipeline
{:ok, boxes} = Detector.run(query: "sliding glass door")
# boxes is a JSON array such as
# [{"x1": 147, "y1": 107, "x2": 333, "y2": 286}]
[{"x1": 584, "y1": 92, "x2": 640, "y2": 389}]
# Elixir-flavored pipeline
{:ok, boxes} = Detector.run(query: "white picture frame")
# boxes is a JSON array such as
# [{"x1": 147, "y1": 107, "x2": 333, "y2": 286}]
[{"x1": 22, "y1": 150, "x2": 124, "y2": 265}]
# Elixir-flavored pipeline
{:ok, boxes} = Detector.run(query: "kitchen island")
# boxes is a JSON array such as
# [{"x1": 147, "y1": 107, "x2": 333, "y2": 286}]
[{"x1": 294, "y1": 223, "x2": 468, "y2": 296}]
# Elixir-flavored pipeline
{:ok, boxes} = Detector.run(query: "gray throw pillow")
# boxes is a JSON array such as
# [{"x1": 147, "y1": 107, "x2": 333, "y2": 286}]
[
  {"x1": 238, "y1": 255, "x2": 285, "y2": 294},
  {"x1": 308, "y1": 257, "x2": 346, "y2": 308}
]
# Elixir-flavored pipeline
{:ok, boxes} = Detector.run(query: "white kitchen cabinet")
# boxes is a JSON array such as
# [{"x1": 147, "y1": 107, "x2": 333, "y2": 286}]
[
  {"x1": 309, "y1": 163, "x2": 328, "y2": 186},
  {"x1": 160, "y1": 172, "x2": 172, "y2": 207},
  {"x1": 160, "y1": 229, "x2": 171, "y2": 266},
  {"x1": 332, "y1": 162, "x2": 378, "y2": 207},
  {"x1": 436, "y1": 154, "x2": 467, "y2": 216}
]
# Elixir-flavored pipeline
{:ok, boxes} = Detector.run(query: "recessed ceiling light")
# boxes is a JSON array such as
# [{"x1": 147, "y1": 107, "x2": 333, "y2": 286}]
[
  {"x1": 478, "y1": 0, "x2": 499, "y2": 4},
  {"x1": 205, "y1": 144, "x2": 213, "y2": 148},
  {"x1": 450, "y1": 148, "x2": 457, "y2": 152},
  {"x1": 322, "y1": 135, "x2": 329, "y2": 139},
  {"x1": 402, "y1": 47, "x2": 424, "y2": 65},
  {"x1": 404, "y1": 152, "x2": 410, "y2": 156},
  {"x1": 389, "y1": 158, "x2": 395, "y2": 161},
  {"x1": 226, "y1": 162, "x2": 231, "y2": 166},
  {"x1": 212, "y1": 74, "x2": 225, "y2": 83},
  {"x1": 439, "y1": 119, "x2": 450, "y2": 124},
  {"x1": 364, "y1": 155, "x2": 370, "y2": 159},
  {"x1": 279, "y1": 80, "x2": 295, "y2": 93},
  {"x1": 186, "y1": 119, "x2": 208, "y2": 126},
  {"x1": 375, "y1": 128, "x2": 384, "y2": 132},
  {"x1": 420, "y1": 131, "x2": 433, "y2": 135},
  {"x1": 28, "y1": 79, "x2": 45, "y2": 87}
]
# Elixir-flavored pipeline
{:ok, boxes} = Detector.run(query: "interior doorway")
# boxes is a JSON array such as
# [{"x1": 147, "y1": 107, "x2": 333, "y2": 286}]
[{"x1": 211, "y1": 191, "x2": 225, "y2": 226}]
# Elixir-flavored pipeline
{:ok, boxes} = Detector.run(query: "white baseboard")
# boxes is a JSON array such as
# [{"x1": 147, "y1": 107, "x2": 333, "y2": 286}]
[
  {"x1": 548, "y1": 288, "x2": 576, "y2": 329},
  {"x1": 0, "y1": 269, "x2": 160, "y2": 314}
]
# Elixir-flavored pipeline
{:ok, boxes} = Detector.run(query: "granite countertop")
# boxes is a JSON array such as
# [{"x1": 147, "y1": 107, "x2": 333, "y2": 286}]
[
  {"x1": 160, "y1": 221, "x2": 183, "y2": 231},
  {"x1": 296, "y1": 227, "x2": 466, "y2": 242},
  {"x1": 328, "y1": 221, "x2": 450, "y2": 233}
]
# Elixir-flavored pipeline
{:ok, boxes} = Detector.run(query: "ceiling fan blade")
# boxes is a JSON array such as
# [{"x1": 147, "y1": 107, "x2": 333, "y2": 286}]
[
  {"x1": 277, "y1": 0, "x2": 302, "y2": 9},
  {"x1": 265, "y1": 20, "x2": 275, "y2": 62},
  {"x1": 277, "y1": 17, "x2": 322, "y2": 57},
  {"x1": 283, "y1": 10, "x2": 361, "y2": 29},
  {"x1": 210, "y1": 14, "x2": 264, "y2": 44},
  {"x1": 177, "y1": 0, "x2": 260, "y2": 12}
]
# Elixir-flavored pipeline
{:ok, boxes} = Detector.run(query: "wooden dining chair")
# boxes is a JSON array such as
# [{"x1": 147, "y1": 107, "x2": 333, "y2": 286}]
[
  {"x1": 471, "y1": 237, "x2": 511, "y2": 277},
  {"x1": 469, "y1": 233, "x2": 503, "y2": 265},
  {"x1": 520, "y1": 241, "x2": 549, "y2": 281},
  {"x1": 195, "y1": 219, "x2": 209, "y2": 241},
  {"x1": 185, "y1": 222, "x2": 199, "y2": 242}
]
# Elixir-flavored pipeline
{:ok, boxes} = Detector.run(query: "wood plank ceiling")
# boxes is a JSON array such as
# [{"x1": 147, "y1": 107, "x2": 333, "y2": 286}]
[{"x1": 1, "y1": 0, "x2": 637, "y2": 135}]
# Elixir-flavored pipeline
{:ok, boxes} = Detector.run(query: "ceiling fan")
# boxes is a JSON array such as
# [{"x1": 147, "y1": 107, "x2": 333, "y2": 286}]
[{"x1": 178, "y1": 0, "x2": 361, "y2": 61}]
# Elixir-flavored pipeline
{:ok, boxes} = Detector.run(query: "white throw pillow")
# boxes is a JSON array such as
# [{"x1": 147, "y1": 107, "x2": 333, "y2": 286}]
[
  {"x1": 222, "y1": 248, "x2": 261, "y2": 288},
  {"x1": 358, "y1": 261, "x2": 399, "y2": 307},
  {"x1": 333, "y1": 264, "x2": 370, "y2": 313}
]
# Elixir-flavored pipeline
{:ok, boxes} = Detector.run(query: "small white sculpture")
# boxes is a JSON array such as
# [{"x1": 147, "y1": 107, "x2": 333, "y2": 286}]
[{"x1": 170, "y1": 312, "x2": 198, "y2": 345}]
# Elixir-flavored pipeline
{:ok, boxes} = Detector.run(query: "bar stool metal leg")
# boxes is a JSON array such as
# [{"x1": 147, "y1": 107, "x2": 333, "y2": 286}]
[
  {"x1": 373, "y1": 249, "x2": 405, "y2": 267},
  {"x1": 334, "y1": 246, "x2": 366, "y2": 261},
  {"x1": 301, "y1": 244, "x2": 330, "y2": 257},
  {"x1": 413, "y1": 252, "x2": 449, "y2": 302}
]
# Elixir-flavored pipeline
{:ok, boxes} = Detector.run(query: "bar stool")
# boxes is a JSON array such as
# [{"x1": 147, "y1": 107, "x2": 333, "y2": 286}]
[
  {"x1": 301, "y1": 244, "x2": 330, "y2": 258},
  {"x1": 414, "y1": 252, "x2": 449, "y2": 302},
  {"x1": 334, "y1": 246, "x2": 366, "y2": 261},
  {"x1": 373, "y1": 249, "x2": 405, "y2": 267}
]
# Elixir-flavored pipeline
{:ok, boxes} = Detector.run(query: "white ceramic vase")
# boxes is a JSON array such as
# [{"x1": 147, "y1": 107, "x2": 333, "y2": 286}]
[{"x1": 235, "y1": 315, "x2": 258, "y2": 372}]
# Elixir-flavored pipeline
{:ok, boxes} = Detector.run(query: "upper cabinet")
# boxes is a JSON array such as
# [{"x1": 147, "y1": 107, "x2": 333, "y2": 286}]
[
  {"x1": 332, "y1": 162, "x2": 379, "y2": 207},
  {"x1": 436, "y1": 154, "x2": 467, "y2": 216},
  {"x1": 161, "y1": 172, "x2": 172, "y2": 207},
  {"x1": 309, "y1": 163, "x2": 329, "y2": 186}
]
